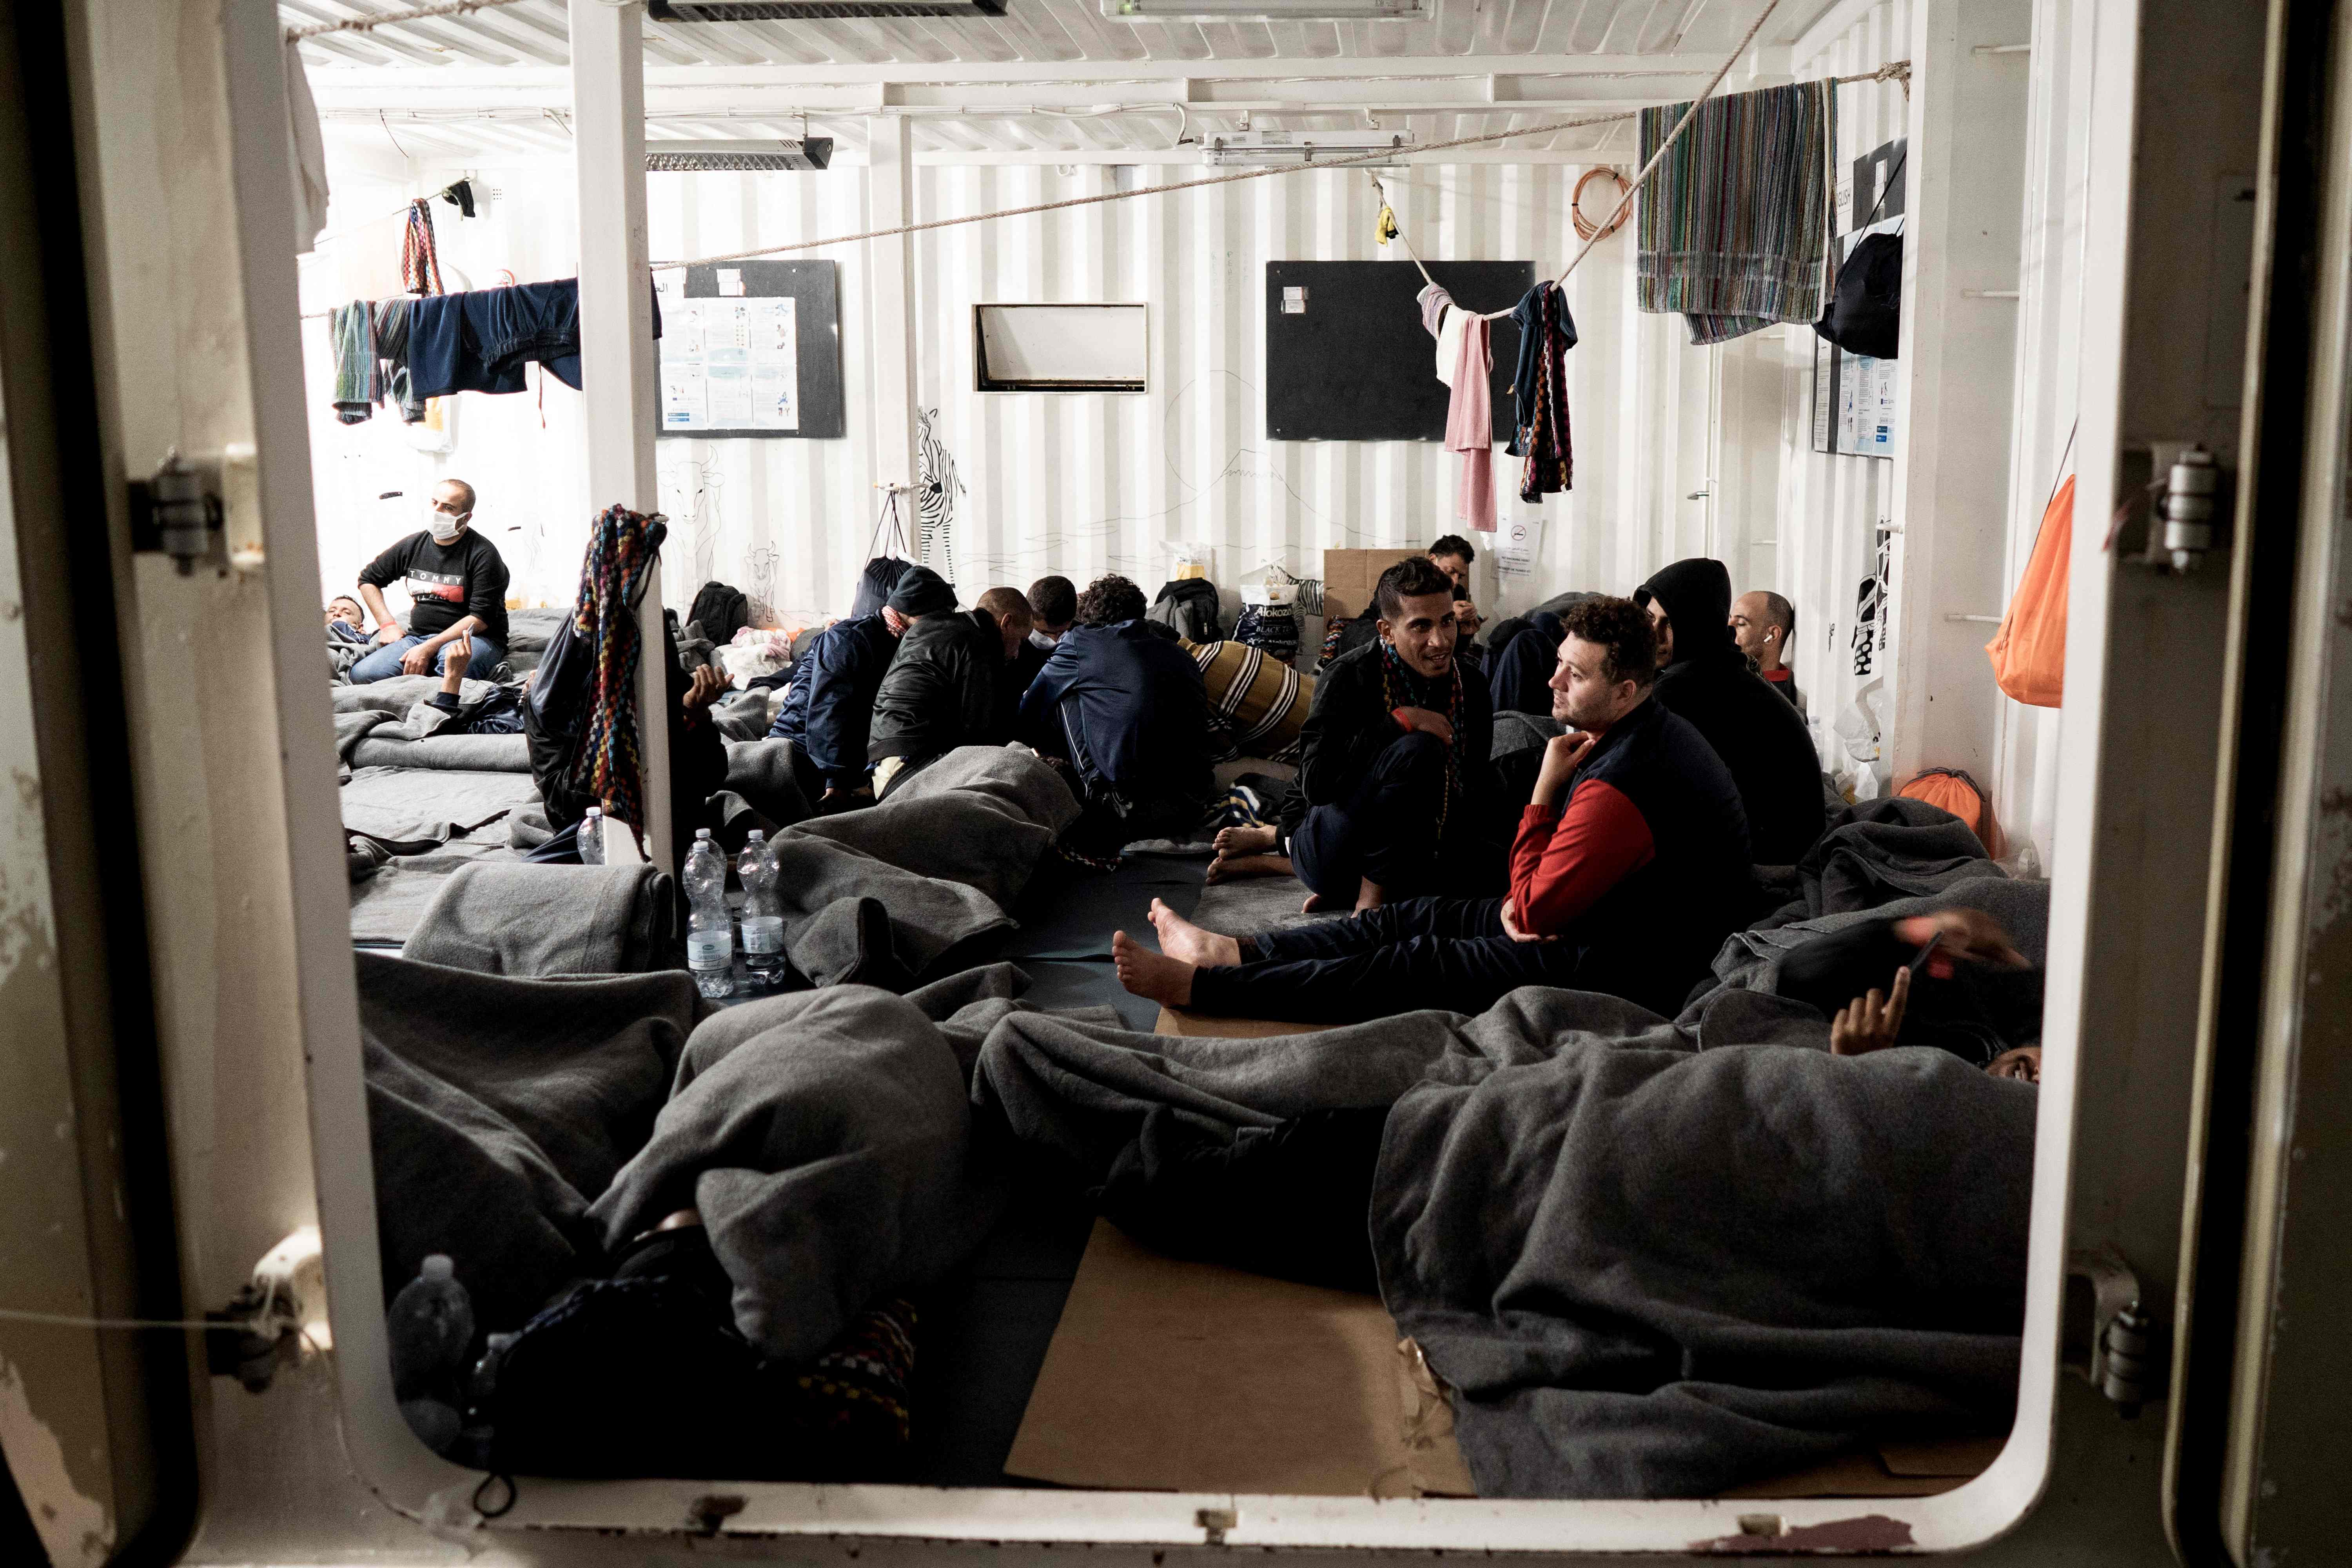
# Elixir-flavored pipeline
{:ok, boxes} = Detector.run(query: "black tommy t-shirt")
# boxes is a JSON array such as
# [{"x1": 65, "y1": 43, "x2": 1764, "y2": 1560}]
[{"x1": 357, "y1": 529, "x2": 510, "y2": 646}]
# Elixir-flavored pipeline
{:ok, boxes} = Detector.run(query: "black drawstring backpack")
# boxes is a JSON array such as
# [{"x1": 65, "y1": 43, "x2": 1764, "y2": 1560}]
[{"x1": 1816, "y1": 149, "x2": 1906, "y2": 359}]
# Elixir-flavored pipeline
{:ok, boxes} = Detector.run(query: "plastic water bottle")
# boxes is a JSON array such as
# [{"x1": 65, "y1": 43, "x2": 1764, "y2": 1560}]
[
  {"x1": 738, "y1": 830, "x2": 785, "y2": 986},
  {"x1": 387, "y1": 1254, "x2": 474, "y2": 1453},
  {"x1": 684, "y1": 828, "x2": 733, "y2": 998},
  {"x1": 578, "y1": 806, "x2": 605, "y2": 866}
]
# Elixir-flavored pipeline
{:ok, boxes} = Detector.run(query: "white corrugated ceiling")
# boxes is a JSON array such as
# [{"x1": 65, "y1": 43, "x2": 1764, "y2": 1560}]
[
  {"x1": 290, "y1": 0, "x2": 1817, "y2": 71},
  {"x1": 290, "y1": 0, "x2": 1851, "y2": 160}
]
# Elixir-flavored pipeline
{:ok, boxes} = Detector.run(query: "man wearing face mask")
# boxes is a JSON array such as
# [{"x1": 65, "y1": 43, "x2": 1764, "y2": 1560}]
[{"x1": 348, "y1": 478, "x2": 511, "y2": 684}]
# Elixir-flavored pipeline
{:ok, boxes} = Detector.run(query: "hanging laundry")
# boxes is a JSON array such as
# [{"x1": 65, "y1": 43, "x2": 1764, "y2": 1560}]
[
  {"x1": 371, "y1": 296, "x2": 426, "y2": 423},
  {"x1": 1506, "y1": 280, "x2": 1575, "y2": 502},
  {"x1": 1636, "y1": 81, "x2": 1836, "y2": 345},
  {"x1": 1416, "y1": 280, "x2": 1496, "y2": 529},
  {"x1": 1445, "y1": 310, "x2": 1495, "y2": 532},
  {"x1": 1417, "y1": 281, "x2": 1457, "y2": 386},
  {"x1": 408, "y1": 279, "x2": 583, "y2": 399},
  {"x1": 330, "y1": 301, "x2": 377, "y2": 424},
  {"x1": 402, "y1": 198, "x2": 445, "y2": 296},
  {"x1": 282, "y1": 38, "x2": 330, "y2": 252}
]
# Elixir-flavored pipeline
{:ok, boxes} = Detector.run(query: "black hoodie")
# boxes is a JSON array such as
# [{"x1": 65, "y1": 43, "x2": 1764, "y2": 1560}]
[{"x1": 1635, "y1": 558, "x2": 1826, "y2": 863}]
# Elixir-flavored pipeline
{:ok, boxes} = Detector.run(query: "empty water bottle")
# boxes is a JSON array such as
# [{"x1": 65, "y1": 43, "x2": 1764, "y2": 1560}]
[
  {"x1": 739, "y1": 829, "x2": 785, "y2": 985},
  {"x1": 684, "y1": 828, "x2": 733, "y2": 998},
  {"x1": 578, "y1": 805, "x2": 605, "y2": 866},
  {"x1": 387, "y1": 1254, "x2": 474, "y2": 1454}
]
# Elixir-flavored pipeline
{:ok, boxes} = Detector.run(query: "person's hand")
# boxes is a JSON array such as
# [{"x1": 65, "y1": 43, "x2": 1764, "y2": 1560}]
[
  {"x1": 373, "y1": 621, "x2": 404, "y2": 647},
  {"x1": 1397, "y1": 707, "x2": 1455, "y2": 744},
  {"x1": 440, "y1": 633, "x2": 472, "y2": 690},
  {"x1": 1500, "y1": 897, "x2": 1556, "y2": 944},
  {"x1": 1896, "y1": 908, "x2": 2031, "y2": 968},
  {"x1": 399, "y1": 638, "x2": 440, "y2": 676},
  {"x1": 682, "y1": 664, "x2": 727, "y2": 712},
  {"x1": 1531, "y1": 730, "x2": 1597, "y2": 806},
  {"x1": 1830, "y1": 966, "x2": 1911, "y2": 1056}
]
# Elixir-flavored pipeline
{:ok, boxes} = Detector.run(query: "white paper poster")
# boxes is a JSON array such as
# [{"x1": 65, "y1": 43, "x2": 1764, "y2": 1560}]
[
  {"x1": 1496, "y1": 516, "x2": 1543, "y2": 577},
  {"x1": 657, "y1": 291, "x2": 799, "y2": 433}
]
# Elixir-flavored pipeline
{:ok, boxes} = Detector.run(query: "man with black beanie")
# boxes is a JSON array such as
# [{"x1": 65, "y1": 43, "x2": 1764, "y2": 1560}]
[
  {"x1": 1634, "y1": 557, "x2": 1826, "y2": 863},
  {"x1": 868, "y1": 566, "x2": 1000, "y2": 798}
]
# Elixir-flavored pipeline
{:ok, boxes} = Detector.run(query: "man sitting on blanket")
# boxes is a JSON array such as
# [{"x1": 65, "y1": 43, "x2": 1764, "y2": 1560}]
[
  {"x1": 1209, "y1": 556, "x2": 1501, "y2": 909},
  {"x1": 867, "y1": 567, "x2": 1000, "y2": 800},
  {"x1": 1020, "y1": 573, "x2": 1214, "y2": 854},
  {"x1": 766, "y1": 578, "x2": 912, "y2": 814},
  {"x1": 977, "y1": 585, "x2": 1049, "y2": 741},
  {"x1": 1115, "y1": 595, "x2": 1751, "y2": 1022}
]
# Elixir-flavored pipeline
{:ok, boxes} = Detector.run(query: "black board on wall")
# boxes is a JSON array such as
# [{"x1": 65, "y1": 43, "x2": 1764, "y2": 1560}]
[
  {"x1": 1265, "y1": 260, "x2": 1532, "y2": 443},
  {"x1": 659, "y1": 260, "x2": 845, "y2": 440}
]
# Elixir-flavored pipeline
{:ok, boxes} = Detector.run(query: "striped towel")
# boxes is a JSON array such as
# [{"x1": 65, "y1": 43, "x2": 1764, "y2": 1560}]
[
  {"x1": 1637, "y1": 81, "x2": 1837, "y2": 345},
  {"x1": 330, "y1": 301, "x2": 377, "y2": 425}
]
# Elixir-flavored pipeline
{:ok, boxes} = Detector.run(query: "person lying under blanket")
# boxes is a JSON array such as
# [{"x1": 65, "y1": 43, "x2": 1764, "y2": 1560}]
[
  {"x1": 1779, "y1": 905, "x2": 2046, "y2": 1079},
  {"x1": 326, "y1": 595, "x2": 374, "y2": 681},
  {"x1": 1115, "y1": 594, "x2": 1751, "y2": 1022}
]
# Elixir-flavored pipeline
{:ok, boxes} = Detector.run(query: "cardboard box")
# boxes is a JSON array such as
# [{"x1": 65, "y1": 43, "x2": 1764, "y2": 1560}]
[
  {"x1": 1320, "y1": 547, "x2": 1425, "y2": 626},
  {"x1": 1005, "y1": 1220, "x2": 1449, "y2": 1496}
]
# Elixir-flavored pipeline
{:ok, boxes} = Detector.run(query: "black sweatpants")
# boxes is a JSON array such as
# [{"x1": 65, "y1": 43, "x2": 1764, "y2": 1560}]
[
  {"x1": 1188, "y1": 895, "x2": 1602, "y2": 1023},
  {"x1": 1290, "y1": 729, "x2": 1457, "y2": 903}
]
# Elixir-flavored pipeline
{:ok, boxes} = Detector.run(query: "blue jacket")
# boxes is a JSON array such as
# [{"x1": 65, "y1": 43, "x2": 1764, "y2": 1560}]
[
  {"x1": 1019, "y1": 619, "x2": 1209, "y2": 799},
  {"x1": 767, "y1": 614, "x2": 899, "y2": 789}
]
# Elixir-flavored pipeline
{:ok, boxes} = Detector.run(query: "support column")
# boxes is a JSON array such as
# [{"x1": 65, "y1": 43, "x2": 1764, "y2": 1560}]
[
  {"x1": 570, "y1": 0, "x2": 672, "y2": 870},
  {"x1": 1885, "y1": 0, "x2": 2031, "y2": 784},
  {"x1": 867, "y1": 115, "x2": 920, "y2": 498}
]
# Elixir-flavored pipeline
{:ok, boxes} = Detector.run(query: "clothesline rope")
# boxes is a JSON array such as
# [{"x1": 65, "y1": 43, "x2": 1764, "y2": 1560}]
[
  {"x1": 1554, "y1": 0, "x2": 1784, "y2": 287},
  {"x1": 1364, "y1": 48, "x2": 1904, "y2": 318},
  {"x1": 650, "y1": 59, "x2": 1906, "y2": 273},
  {"x1": 285, "y1": 0, "x2": 541, "y2": 41}
]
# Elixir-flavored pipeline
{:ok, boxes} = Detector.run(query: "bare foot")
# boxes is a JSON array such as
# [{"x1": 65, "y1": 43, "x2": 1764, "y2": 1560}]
[
  {"x1": 1205, "y1": 850, "x2": 1292, "y2": 884},
  {"x1": 1145, "y1": 897, "x2": 1242, "y2": 967},
  {"x1": 1113, "y1": 928, "x2": 1195, "y2": 1007},
  {"x1": 1214, "y1": 823, "x2": 1279, "y2": 858},
  {"x1": 1354, "y1": 877, "x2": 1387, "y2": 913},
  {"x1": 1302, "y1": 892, "x2": 1326, "y2": 914}
]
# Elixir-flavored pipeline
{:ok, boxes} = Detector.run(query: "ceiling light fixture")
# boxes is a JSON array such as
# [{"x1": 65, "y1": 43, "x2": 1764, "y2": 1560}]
[
  {"x1": 1107, "y1": 0, "x2": 1425, "y2": 18},
  {"x1": 645, "y1": 138, "x2": 834, "y2": 172},
  {"x1": 1200, "y1": 129, "x2": 1417, "y2": 167}
]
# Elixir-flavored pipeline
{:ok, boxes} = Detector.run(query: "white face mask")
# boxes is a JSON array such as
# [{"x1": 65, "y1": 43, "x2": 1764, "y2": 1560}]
[{"x1": 426, "y1": 505, "x2": 466, "y2": 543}]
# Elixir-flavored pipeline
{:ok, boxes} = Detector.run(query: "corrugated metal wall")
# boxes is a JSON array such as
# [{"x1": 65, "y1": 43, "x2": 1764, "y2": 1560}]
[
  {"x1": 1774, "y1": 0, "x2": 1915, "y2": 786},
  {"x1": 652, "y1": 159, "x2": 1733, "y2": 628},
  {"x1": 307, "y1": 156, "x2": 1734, "y2": 633}
]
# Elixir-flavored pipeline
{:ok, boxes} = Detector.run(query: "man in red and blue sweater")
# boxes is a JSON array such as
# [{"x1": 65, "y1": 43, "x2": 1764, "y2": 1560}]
[{"x1": 1115, "y1": 596, "x2": 1751, "y2": 1022}]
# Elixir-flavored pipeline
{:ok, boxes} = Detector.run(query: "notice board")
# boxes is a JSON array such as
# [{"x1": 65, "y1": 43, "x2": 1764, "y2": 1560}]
[
  {"x1": 1265, "y1": 260, "x2": 1531, "y2": 443},
  {"x1": 658, "y1": 260, "x2": 844, "y2": 440}
]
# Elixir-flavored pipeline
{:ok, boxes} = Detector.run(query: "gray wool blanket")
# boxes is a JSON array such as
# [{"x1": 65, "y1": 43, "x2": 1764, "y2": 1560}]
[
  {"x1": 589, "y1": 972, "x2": 1069, "y2": 1363},
  {"x1": 969, "y1": 797, "x2": 2043, "y2": 1498},
  {"x1": 401, "y1": 862, "x2": 677, "y2": 976},
  {"x1": 764, "y1": 745, "x2": 1081, "y2": 977},
  {"x1": 356, "y1": 952, "x2": 704, "y2": 1334},
  {"x1": 361, "y1": 953, "x2": 1099, "y2": 1357}
]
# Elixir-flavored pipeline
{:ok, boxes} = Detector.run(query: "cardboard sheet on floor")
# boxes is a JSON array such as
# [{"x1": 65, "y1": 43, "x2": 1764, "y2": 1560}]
[
  {"x1": 1152, "y1": 1004, "x2": 1306, "y2": 1040},
  {"x1": 1005, "y1": 1220, "x2": 1446, "y2": 1496}
]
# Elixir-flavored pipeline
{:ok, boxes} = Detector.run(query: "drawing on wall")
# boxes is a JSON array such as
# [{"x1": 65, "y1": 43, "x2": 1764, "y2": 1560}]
[{"x1": 661, "y1": 296, "x2": 799, "y2": 433}]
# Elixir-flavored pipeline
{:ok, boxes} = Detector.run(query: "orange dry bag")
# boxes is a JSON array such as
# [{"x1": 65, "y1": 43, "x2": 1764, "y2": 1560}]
[
  {"x1": 1897, "y1": 767, "x2": 1998, "y2": 855},
  {"x1": 1986, "y1": 474, "x2": 2072, "y2": 708}
]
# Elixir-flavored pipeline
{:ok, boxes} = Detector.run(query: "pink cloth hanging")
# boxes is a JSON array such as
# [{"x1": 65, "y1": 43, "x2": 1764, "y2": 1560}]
[{"x1": 1447, "y1": 312, "x2": 1495, "y2": 532}]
